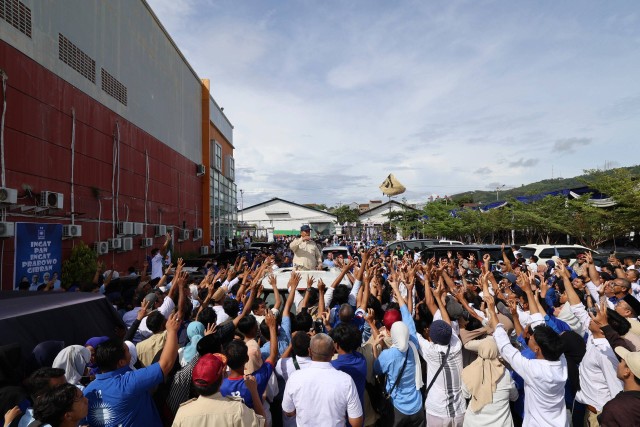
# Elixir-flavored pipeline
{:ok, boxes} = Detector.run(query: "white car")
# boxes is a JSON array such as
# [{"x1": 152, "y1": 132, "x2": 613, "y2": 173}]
[
  {"x1": 518, "y1": 244, "x2": 599, "y2": 265},
  {"x1": 262, "y1": 267, "x2": 351, "y2": 290}
]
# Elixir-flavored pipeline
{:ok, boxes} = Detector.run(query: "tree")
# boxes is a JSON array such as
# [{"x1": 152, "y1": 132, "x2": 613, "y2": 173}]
[
  {"x1": 61, "y1": 242, "x2": 97, "y2": 289},
  {"x1": 332, "y1": 205, "x2": 360, "y2": 225}
]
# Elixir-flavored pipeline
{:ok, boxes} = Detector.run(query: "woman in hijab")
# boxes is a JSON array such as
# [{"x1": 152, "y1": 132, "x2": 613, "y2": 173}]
[
  {"x1": 84, "y1": 336, "x2": 109, "y2": 377},
  {"x1": 52, "y1": 345, "x2": 91, "y2": 388},
  {"x1": 461, "y1": 337, "x2": 518, "y2": 427},
  {"x1": 178, "y1": 322, "x2": 205, "y2": 367}
]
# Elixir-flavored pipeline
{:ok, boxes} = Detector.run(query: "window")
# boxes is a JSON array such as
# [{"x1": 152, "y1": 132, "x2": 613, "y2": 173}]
[
  {"x1": 226, "y1": 156, "x2": 235, "y2": 181},
  {"x1": 213, "y1": 141, "x2": 222, "y2": 171},
  {"x1": 539, "y1": 249, "x2": 556, "y2": 258}
]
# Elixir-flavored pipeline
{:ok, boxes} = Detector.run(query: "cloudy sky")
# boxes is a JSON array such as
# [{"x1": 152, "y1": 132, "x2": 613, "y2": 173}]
[{"x1": 147, "y1": 0, "x2": 640, "y2": 207}]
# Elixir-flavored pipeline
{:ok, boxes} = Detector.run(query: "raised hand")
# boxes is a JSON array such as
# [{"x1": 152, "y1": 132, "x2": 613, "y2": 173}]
[
  {"x1": 288, "y1": 272, "x2": 302, "y2": 291},
  {"x1": 585, "y1": 252, "x2": 594, "y2": 265},
  {"x1": 517, "y1": 272, "x2": 532, "y2": 293},
  {"x1": 166, "y1": 311, "x2": 182, "y2": 333},
  {"x1": 265, "y1": 309, "x2": 277, "y2": 329},
  {"x1": 306, "y1": 275, "x2": 315, "y2": 289},
  {"x1": 136, "y1": 298, "x2": 152, "y2": 321},
  {"x1": 317, "y1": 279, "x2": 326, "y2": 294},
  {"x1": 506, "y1": 299, "x2": 518, "y2": 315},
  {"x1": 268, "y1": 273, "x2": 277, "y2": 289},
  {"x1": 204, "y1": 322, "x2": 217, "y2": 336}
]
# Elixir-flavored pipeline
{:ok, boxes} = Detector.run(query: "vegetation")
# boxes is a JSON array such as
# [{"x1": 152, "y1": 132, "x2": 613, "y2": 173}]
[
  {"x1": 61, "y1": 241, "x2": 97, "y2": 289},
  {"x1": 386, "y1": 167, "x2": 640, "y2": 248}
]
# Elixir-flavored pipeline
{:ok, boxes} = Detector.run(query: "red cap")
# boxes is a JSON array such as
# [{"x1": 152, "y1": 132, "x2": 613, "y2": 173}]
[
  {"x1": 383, "y1": 309, "x2": 402, "y2": 331},
  {"x1": 192, "y1": 353, "x2": 227, "y2": 387}
]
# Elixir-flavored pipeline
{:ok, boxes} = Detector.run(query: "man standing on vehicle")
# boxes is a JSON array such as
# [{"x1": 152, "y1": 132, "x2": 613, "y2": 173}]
[{"x1": 290, "y1": 225, "x2": 322, "y2": 270}]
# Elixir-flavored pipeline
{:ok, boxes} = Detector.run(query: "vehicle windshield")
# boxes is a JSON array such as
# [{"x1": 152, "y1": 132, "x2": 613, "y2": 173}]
[{"x1": 519, "y1": 247, "x2": 536, "y2": 259}]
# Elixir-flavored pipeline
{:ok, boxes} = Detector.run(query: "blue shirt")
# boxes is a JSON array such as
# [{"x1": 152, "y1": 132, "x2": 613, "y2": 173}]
[
  {"x1": 261, "y1": 316, "x2": 291, "y2": 360},
  {"x1": 220, "y1": 361, "x2": 274, "y2": 409},
  {"x1": 373, "y1": 305, "x2": 422, "y2": 416},
  {"x1": 331, "y1": 352, "x2": 367, "y2": 409},
  {"x1": 83, "y1": 364, "x2": 164, "y2": 427}
]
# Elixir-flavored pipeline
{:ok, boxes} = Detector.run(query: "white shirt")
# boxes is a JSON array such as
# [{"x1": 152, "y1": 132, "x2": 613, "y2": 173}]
[
  {"x1": 138, "y1": 295, "x2": 175, "y2": 339},
  {"x1": 493, "y1": 325, "x2": 568, "y2": 427},
  {"x1": 213, "y1": 305, "x2": 230, "y2": 324},
  {"x1": 282, "y1": 361, "x2": 362, "y2": 427},
  {"x1": 417, "y1": 333, "x2": 465, "y2": 418},
  {"x1": 276, "y1": 356, "x2": 312, "y2": 427},
  {"x1": 569, "y1": 303, "x2": 622, "y2": 410},
  {"x1": 151, "y1": 253, "x2": 163, "y2": 279},
  {"x1": 276, "y1": 355, "x2": 312, "y2": 383},
  {"x1": 461, "y1": 370, "x2": 518, "y2": 427}
]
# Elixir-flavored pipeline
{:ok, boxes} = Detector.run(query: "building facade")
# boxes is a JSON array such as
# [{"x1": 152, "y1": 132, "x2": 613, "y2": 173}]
[
  {"x1": 240, "y1": 198, "x2": 337, "y2": 241},
  {"x1": 0, "y1": 0, "x2": 236, "y2": 289}
]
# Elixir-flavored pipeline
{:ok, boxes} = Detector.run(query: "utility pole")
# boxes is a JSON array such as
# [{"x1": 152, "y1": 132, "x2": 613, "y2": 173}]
[
  {"x1": 496, "y1": 184, "x2": 505, "y2": 201},
  {"x1": 240, "y1": 189, "x2": 244, "y2": 223}
]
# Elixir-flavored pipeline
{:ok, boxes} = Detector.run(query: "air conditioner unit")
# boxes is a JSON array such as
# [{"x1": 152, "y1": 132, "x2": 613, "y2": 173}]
[
  {"x1": 121, "y1": 237, "x2": 133, "y2": 251},
  {"x1": 0, "y1": 222, "x2": 15, "y2": 237},
  {"x1": 178, "y1": 229, "x2": 190, "y2": 241},
  {"x1": 155, "y1": 225, "x2": 166, "y2": 237},
  {"x1": 0, "y1": 187, "x2": 17, "y2": 205},
  {"x1": 199, "y1": 246, "x2": 209, "y2": 255},
  {"x1": 63, "y1": 224, "x2": 82, "y2": 238},
  {"x1": 196, "y1": 164, "x2": 206, "y2": 177},
  {"x1": 193, "y1": 228, "x2": 203, "y2": 240},
  {"x1": 133, "y1": 222, "x2": 144, "y2": 235},
  {"x1": 119, "y1": 221, "x2": 134, "y2": 235},
  {"x1": 108, "y1": 238, "x2": 122, "y2": 250},
  {"x1": 140, "y1": 237, "x2": 153, "y2": 248},
  {"x1": 40, "y1": 191, "x2": 64, "y2": 209},
  {"x1": 95, "y1": 241, "x2": 109, "y2": 255}
]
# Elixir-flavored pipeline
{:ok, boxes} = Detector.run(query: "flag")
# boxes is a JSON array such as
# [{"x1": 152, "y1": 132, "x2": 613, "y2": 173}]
[{"x1": 379, "y1": 174, "x2": 406, "y2": 196}]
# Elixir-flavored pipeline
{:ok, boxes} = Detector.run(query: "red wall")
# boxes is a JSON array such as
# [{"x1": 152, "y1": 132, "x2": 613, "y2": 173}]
[{"x1": 0, "y1": 41, "x2": 205, "y2": 289}]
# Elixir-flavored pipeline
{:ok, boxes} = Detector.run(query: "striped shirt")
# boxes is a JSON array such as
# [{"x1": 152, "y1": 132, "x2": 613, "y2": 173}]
[{"x1": 417, "y1": 333, "x2": 465, "y2": 418}]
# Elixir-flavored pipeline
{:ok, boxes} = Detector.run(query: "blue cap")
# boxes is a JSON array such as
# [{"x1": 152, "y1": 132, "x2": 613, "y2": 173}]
[{"x1": 300, "y1": 225, "x2": 311, "y2": 232}]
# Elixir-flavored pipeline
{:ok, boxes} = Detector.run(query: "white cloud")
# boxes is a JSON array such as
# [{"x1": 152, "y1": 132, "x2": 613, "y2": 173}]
[{"x1": 146, "y1": 0, "x2": 640, "y2": 205}]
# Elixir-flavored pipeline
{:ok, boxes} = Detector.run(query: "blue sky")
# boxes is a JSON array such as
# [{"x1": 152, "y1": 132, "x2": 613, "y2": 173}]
[{"x1": 147, "y1": 0, "x2": 640, "y2": 207}]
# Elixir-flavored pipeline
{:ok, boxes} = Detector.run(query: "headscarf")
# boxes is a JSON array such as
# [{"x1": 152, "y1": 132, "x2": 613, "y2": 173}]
[
  {"x1": 52, "y1": 345, "x2": 91, "y2": 385},
  {"x1": 85, "y1": 336, "x2": 109, "y2": 349},
  {"x1": 461, "y1": 337, "x2": 505, "y2": 412},
  {"x1": 182, "y1": 322, "x2": 205, "y2": 365},
  {"x1": 390, "y1": 322, "x2": 424, "y2": 390},
  {"x1": 85, "y1": 336, "x2": 109, "y2": 376},
  {"x1": 29, "y1": 341, "x2": 65, "y2": 373},
  {"x1": 125, "y1": 341, "x2": 137, "y2": 371}
]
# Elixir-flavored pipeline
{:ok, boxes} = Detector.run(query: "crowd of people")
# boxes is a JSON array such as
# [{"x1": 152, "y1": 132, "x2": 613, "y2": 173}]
[{"x1": 3, "y1": 229, "x2": 640, "y2": 427}]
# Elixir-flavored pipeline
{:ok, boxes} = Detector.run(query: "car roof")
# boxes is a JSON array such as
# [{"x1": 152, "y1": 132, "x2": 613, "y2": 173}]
[{"x1": 521, "y1": 244, "x2": 591, "y2": 249}]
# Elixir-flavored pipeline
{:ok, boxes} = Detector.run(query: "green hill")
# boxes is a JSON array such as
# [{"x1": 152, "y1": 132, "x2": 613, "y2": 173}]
[{"x1": 452, "y1": 165, "x2": 640, "y2": 205}]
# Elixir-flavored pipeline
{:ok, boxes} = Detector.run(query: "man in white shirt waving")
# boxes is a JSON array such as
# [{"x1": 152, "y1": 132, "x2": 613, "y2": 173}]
[{"x1": 485, "y1": 274, "x2": 568, "y2": 427}]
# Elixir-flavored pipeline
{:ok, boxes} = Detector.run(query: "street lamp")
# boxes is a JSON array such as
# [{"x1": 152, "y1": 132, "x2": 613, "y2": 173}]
[{"x1": 495, "y1": 184, "x2": 505, "y2": 201}]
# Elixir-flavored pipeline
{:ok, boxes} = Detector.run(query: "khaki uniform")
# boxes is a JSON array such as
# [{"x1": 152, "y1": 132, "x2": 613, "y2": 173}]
[
  {"x1": 136, "y1": 331, "x2": 166, "y2": 367},
  {"x1": 172, "y1": 393, "x2": 265, "y2": 427},
  {"x1": 289, "y1": 238, "x2": 321, "y2": 270}
]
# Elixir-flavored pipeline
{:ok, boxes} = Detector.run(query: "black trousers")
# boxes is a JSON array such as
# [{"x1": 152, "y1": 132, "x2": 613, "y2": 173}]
[{"x1": 389, "y1": 406, "x2": 426, "y2": 427}]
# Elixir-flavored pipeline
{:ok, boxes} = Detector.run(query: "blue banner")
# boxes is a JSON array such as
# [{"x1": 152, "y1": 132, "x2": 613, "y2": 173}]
[{"x1": 14, "y1": 223, "x2": 62, "y2": 290}]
